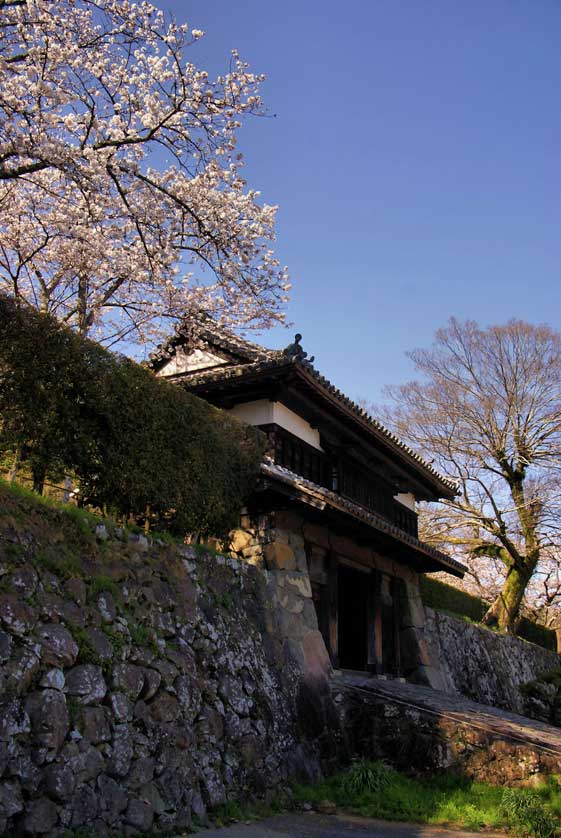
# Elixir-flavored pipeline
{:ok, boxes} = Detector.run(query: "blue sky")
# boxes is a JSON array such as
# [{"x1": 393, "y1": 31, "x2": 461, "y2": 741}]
[{"x1": 164, "y1": 0, "x2": 560, "y2": 405}]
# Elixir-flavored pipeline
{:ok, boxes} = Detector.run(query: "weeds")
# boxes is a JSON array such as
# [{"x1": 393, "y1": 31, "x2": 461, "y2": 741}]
[
  {"x1": 214, "y1": 592, "x2": 233, "y2": 610},
  {"x1": 88, "y1": 574, "x2": 120, "y2": 601},
  {"x1": 35, "y1": 547, "x2": 82, "y2": 580},
  {"x1": 501, "y1": 787, "x2": 560, "y2": 838},
  {"x1": 294, "y1": 762, "x2": 561, "y2": 836},
  {"x1": 342, "y1": 758, "x2": 393, "y2": 796}
]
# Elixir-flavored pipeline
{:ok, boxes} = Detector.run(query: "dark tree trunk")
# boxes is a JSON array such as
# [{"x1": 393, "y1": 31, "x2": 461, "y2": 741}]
[
  {"x1": 31, "y1": 462, "x2": 46, "y2": 495},
  {"x1": 483, "y1": 563, "x2": 534, "y2": 633}
]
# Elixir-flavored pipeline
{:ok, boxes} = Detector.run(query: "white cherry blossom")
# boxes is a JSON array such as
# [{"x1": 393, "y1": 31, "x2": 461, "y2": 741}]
[{"x1": 0, "y1": 0, "x2": 289, "y2": 346}]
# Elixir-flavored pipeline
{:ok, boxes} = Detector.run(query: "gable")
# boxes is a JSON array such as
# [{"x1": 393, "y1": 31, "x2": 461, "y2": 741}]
[{"x1": 157, "y1": 346, "x2": 231, "y2": 378}]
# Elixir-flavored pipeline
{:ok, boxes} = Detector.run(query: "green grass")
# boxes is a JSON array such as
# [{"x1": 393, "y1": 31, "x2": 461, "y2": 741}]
[
  {"x1": 294, "y1": 761, "x2": 561, "y2": 836},
  {"x1": 88, "y1": 574, "x2": 120, "y2": 601},
  {"x1": 211, "y1": 794, "x2": 285, "y2": 828},
  {"x1": 34, "y1": 546, "x2": 83, "y2": 580}
]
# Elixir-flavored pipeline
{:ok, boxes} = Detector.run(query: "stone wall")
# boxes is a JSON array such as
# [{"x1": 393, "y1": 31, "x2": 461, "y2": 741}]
[
  {"x1": 0, "y1": 505, "x2": 337, "y2": 836},
  {"x1": 424, "y1": 608, "x2": 561, "y2": 714}
]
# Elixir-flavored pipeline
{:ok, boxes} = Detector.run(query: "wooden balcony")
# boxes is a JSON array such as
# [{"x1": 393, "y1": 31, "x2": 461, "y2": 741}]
[{"x1": 262, "y1": 424, "x2": 419, "y2": 539}]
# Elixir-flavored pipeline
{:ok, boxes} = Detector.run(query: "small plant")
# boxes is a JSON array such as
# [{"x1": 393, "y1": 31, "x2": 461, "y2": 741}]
[
  {"x1": 102, "y1": 624, "x2": 127, "y2": 657},
  {"x1": 211, "y1": 800, "x2": 244, "y2": 827},
  {"x1": 68, "y1": 626, "x2": 102, "y2": 667},
  {"x1": 88, "y1": 574, "x2": 120, "y2": 601},
  {"x1": 5, "y1": 542, "x2": 24, "y2": 560},
  {"x1": 35, "y1": 547, "x2": 82, "y2": 580},
  {"x1": 214, "y1": 592, "x2": 233, "y2": 610},
  {"x1": 500, "y1": 787, "x2": 559, "y2": 838},
  {"x1": 66, "y1": 695, "x2": 82, "y2": 725},
  {"x1": 128, "y1": 621, "x2": 159, "y2": 654},
  {"x1": 342, "y1": 758, "x2": 393, "y2": 797}
]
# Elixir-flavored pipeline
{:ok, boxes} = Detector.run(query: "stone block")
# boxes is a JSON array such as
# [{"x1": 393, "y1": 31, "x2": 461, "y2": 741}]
[
  {"x1": 241, "y1": 544, "x2": 262, "y2": 559},
  {"x1": 285, "y1": 572, "x2": 312, "y2": 598},
  {"x1": 302, "y1": 630, "x2": 331, "y2": 681},
  {"x1": 39, "y1": 668, "x2": 65, "y2": 690},
  {"x1": 107, "y1": 726, "x2": 133, "y2": 778},
  {"x1": 81, "y1": 707, "x2": 112, "y2": 744},
  {"x1": 23, "y1": 798, "x2": 58, "y2": 834},
  {"x1": 0, "y1": 780, "x2": 24, "y2": 819},
  {"x1": 43, "y1": 763, "x2": 76, "y2": 801},
  {"x1": 0, "y1": 595, "x2": 37, "y2": 636},
  {"x1": 11, "y1": 566, "x2": 38, "y2": 597},
  {"x1": 6, "y1": 646, "x2": 41, "y2": 694},
  {"x1": 97, "y1": 591, "x2": 117, "y2": 623},
  {"x1": 229, "y1": 529, "x2": 253, "y2": 553},
  {"x1": 25, "y1": 690, "x2": 69, "y2": 750},
  {"x1": 66, "y1": 664, "x2": 107, "y2": 705},
  {"x1": 85, "y1": 627, "x2": 114, "y2": 661},
  {"x1": 0, "y1": 630, "x2": 11, "y2": 664},
  {"x1": 401, "y1": 594, "x2": 426, "y2": 629},
  {"x1": 264, "y1": 541, "x2": 296, "y2": 571},
  {"x1": 400, "y1": 627, "x2": 432, "y2": 671},
  {"x1": 149, "y1": 691, "x2": 179, "y2": 723},
  {"x1": 293, "y1": 546, "x2": 309, "y2": 574},
  {"x1": 35, "y1": 623, "x2": 79, "y2": 667},
  {"x1": 97, "y1": 774, "x2": 128, "y2": 822},
  {"x1": 64, "y1": 576, "x2": 87, "y2": 605},
  {"x1": 112, "y1": 663, "x2": 145, "y2": 700},
  {"x1": 279, "y1": 589, "x2": 304, "y2": 614},
  {"x1": 128, "y1": 532, "x2": 149, "y2": 552},
  {"x1": 71, "y1": 785, "x2": 99, "y2": 827}
]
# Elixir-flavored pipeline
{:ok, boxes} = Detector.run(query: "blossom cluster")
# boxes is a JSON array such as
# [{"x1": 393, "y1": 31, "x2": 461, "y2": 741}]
[{"x1": 0, "y1": 0, "x2": 290, "y2": 345}]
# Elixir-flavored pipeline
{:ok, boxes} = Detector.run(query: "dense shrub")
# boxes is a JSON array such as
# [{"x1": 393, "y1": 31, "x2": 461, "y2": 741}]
[
  {"x1": 0, "y1": 294, "x2": 265, "y2": 534},
  {"x1": 419, "y1": 576, "x2": 487, "y2": 622},
  {"x1": 420, "y1": 576, "x2": 556, "y2": 652}
]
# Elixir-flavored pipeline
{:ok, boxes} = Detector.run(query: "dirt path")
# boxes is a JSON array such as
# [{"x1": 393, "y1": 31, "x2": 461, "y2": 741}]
[{"x1": 196, "y1": 812, "x2": 506, "y2": 837}]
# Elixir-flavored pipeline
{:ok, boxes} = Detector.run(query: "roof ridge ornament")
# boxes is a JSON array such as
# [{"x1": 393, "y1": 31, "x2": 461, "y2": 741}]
[{"x1": 283, "y1": 333, "x2": 315, "y2": 367}]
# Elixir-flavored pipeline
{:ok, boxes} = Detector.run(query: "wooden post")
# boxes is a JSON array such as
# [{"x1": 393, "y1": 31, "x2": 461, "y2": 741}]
[
  {"x1": 367, "y1": 570, "x2": 383, "y2": 675},
  {"x1": 327, "y1": 551, "x2": 339, "y2": 668},
  {"x1": 391, "y1": 577, "x2": 406, "y2": 678}
]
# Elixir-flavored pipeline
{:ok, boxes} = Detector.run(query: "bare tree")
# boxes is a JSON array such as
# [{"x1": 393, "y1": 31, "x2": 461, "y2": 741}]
[{"x1": 382, "y1": 318, "x2": 561, "y2": 633}]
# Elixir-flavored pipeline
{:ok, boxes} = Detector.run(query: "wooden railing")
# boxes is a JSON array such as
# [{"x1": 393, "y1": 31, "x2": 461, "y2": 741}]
[
  {"x1": 391, "y1": 499, "x2": 418, "y2": 538},
  {"x1": 264, "y1": 424, "x2": 332, "y2": 488},
  {"x1": 262, "y1": 424, "x2": 419, "y2": 539}
]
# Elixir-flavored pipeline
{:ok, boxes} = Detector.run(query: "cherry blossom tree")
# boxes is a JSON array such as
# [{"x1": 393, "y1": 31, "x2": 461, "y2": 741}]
[
  {"x1": 0, "y1": 0, "x2": 289, "y2": 345},
  {"x1": 381, "y1": 318, "x2": 561, "y2": 633}
]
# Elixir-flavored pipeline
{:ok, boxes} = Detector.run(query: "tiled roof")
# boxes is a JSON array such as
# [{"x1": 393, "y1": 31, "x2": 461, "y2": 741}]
[
  {"x1": 167, "y1": 346, "x2": 456, "y2": 496},
  {"x1": 260, "y1": 458, "x2": 465, "y2": 577},
  {"x1": 150, "y1": 316, "x2": 277, "y2": 368}
]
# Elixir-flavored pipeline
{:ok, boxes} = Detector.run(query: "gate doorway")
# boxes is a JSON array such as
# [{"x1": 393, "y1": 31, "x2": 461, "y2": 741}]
[{"x1": 337, "y1": 563, "x2": 369, "y2": 670}]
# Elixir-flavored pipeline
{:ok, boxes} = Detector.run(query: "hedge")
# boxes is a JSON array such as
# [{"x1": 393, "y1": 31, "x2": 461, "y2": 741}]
[
  {"x1": 420, "y1": 576, "x2": 557, "y2": 652},
  {"x1": 0, "y1": 295, "x2": 265, "y2": 535}
]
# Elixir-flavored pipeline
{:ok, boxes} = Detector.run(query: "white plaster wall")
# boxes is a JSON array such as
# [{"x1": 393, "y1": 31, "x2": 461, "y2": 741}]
[
  {"x1": 229, "y1": 400, "x2": 323, "y2": 451},
  {"x1": 158, "y1": 347, "x2": 227, "y2": 377},
  {"x1": 394, "y1": 492, "x2": 416, "y2": 511}
]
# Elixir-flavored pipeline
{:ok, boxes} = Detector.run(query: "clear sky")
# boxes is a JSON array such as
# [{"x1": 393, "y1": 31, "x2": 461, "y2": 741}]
[{"x1": 163, "y1": 0, "x2": 560, "y2": 406}]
